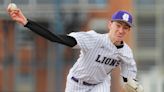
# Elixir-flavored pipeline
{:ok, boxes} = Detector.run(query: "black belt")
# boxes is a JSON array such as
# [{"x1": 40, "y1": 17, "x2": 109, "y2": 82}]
[{"x1": 71, "y1": 76, "x2": 97, "y2": 86}]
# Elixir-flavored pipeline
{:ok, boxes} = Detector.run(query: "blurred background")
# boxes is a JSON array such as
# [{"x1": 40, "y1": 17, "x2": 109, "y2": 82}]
[{"x1": 0, "y1": 0, "x2": 164, "y2": 92}]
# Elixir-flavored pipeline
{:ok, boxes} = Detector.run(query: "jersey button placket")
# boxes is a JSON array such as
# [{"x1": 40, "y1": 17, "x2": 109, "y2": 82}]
[{"x1": 115, "y1": 50, "x2": 120, "y2": 61}]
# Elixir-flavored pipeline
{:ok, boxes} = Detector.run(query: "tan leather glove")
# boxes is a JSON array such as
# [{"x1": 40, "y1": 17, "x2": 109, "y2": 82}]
[{"x1": 123, "y1": 78, "x2": 144, "y2": 92}]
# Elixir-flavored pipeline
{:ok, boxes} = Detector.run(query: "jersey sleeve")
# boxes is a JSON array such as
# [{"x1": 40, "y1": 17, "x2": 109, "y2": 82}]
[
  {"x1": 68, "y1": 30, "x2": 98, "y2": 51},
  {"x1": 119, "y1": 45, "x2": 137, "y2": 79}
]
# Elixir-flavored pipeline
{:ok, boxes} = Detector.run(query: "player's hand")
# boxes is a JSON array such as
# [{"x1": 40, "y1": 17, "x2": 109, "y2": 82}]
[
  {"x1": 7, "y1": 4, "x2": 28, "y2": 26},
  {"x1": 123, "y1": 78, "x2": 144, "y2": 92}
]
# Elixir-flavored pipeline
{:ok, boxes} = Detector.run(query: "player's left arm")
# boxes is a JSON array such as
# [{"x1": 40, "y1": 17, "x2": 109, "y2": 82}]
[
  {"x1": 119, "y1": 45, "x2": 144, "y2": 92},
  {"x1": 110, "y1": 66, "x2": 143, "y2": 92},
  {"x1": 120, "y1": 58, "x2": 144, "y2": 92}
]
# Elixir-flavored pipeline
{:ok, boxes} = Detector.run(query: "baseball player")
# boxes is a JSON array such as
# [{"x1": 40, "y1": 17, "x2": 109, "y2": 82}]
[{"x1": 7, "y1": 4, "x2": 144, "y2": 92}]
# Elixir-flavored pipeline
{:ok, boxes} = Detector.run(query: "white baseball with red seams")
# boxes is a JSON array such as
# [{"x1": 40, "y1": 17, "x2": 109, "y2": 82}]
[{"x1": 65, "y1": 30, "x2": 137, "y2": 92}]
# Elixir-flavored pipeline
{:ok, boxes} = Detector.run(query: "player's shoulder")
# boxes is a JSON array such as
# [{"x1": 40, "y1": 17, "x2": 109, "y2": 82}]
[
  {"x1": 123, "y1": 43, "x2": 132, "y2": 51},
  {"x1": 119, "y1": 43, "x2": 134, "y2": 57},
  {"x1": 69, "y1": 30, "x2": 102, "y2": 37},
  {"x1": 69, "y1": 30, "x2": 96, "y2": 34},
  {"x1": 85, "y1": 30, "x2": 101, "y2": 35}
]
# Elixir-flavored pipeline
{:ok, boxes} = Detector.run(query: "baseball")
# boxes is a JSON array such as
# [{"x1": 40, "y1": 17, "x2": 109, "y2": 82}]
[{"x1": 8, "y1": 3, "x2": 18, "y2": 11}]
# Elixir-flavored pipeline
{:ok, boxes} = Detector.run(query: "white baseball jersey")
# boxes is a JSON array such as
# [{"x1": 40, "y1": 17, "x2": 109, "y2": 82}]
[{"x1": 65, "y1": 30, "x2": 137, "y2": 92}]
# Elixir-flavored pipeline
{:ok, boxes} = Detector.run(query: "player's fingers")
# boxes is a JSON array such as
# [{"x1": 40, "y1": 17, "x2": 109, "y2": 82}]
[
  {"x1": 9, "y1": 10, "x2": 19, "y2": 16},
  {"x1": 7, "y1": 8, "x2": 19, "y2": 15},
  {"x1": 9, "y1": 12, "x2": 19, "y2": 21},
  {"x1": 11, "y1": 13, "x2": 17, "y2": 18},
  {"x1": 9, "y1": 11, "x2": 16, "y2": 16},
  {"x1": 11, "y1": 9, "x2": 19, "y2": 14},
  {"x1": 7, "y1": 10, "x2": 14, "y2": 16},
  {"x1": 6, "y1": 6, "x2": 11, "y2": 12}
]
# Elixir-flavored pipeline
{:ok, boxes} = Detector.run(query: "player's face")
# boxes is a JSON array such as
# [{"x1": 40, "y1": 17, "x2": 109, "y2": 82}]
[{"x1": 108, "y1": 21, "x2": 131, "y2": 42}]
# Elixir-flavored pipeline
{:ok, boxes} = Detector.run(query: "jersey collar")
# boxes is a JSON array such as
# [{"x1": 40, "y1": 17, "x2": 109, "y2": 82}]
[{"x1": 115, "y1": 41, "x2": 124, "y2": 49}]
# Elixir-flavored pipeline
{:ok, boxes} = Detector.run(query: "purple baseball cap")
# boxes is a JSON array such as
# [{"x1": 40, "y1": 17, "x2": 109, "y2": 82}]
[{"x1": 111, "y1": 10, "x2": 133, "y2": 27}]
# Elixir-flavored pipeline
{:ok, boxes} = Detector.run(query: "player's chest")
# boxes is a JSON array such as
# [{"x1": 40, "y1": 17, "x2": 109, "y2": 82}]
[
  {"x1": 86, "y1": 47, "x2": 120, "y2": 67},
  {"x1": 89, "y1": 45, "x2": 119, "y2": 57}
]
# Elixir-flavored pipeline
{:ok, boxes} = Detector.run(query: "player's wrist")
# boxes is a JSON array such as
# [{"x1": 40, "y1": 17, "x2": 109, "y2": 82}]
[
  {"x1": 23, "y1": 19, "x2": 30, "y2": 27},
  {"x1": 21, "y1": 18, "x2": 28, "y2": 26}
]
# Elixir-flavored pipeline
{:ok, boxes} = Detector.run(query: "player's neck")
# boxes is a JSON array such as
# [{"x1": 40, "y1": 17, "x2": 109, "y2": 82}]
[
  {"x1": 109, "y1": 35, "x2": 121, "y2": 45},
  {"x1": 109, "y1": 35, "x2": 124, "y2": 48},
  {"x1": 113, "y1": 41, "x2": 122, "y2": 46}
]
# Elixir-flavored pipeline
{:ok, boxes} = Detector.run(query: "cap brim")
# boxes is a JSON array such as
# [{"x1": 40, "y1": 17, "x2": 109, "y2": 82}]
[{"x1": 111, "y1": 19, "x2": 133, "y2": 27}]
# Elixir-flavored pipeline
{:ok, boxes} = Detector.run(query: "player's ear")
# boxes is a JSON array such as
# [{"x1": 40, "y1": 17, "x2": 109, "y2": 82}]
[{"x1": 108, "y1": 21, "x2": 112, "y2": 29}]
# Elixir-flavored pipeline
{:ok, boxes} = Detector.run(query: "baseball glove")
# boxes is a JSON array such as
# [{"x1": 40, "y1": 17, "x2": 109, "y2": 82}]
[{"x1": 123, "y1": 78, "x2": 144, "y2": 92}]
